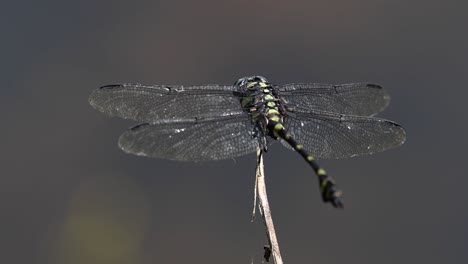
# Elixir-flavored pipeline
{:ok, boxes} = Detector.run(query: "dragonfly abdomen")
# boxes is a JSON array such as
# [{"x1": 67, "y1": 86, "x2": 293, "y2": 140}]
[{"x1": 267, "y1": 120, "x2": 344, "y2": 208}]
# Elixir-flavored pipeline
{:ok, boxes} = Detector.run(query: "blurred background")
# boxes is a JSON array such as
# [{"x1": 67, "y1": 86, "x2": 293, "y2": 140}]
[{"x1": 1, "y1": 0, "x2": 467, "y2": 263}]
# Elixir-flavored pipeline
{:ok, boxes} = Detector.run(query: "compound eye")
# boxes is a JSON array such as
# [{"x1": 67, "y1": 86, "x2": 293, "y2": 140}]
[{"x1": 234, "y1": 78, "x2": 246, "y2": 86}]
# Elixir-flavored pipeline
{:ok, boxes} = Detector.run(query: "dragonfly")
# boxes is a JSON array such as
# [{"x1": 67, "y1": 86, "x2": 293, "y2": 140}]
[{"x1": 89, "y1": 76, "x2": 406, "y2": 208}]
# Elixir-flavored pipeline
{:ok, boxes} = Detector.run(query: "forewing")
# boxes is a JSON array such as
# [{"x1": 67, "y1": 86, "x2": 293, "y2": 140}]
[
  {"x1": 277, "y1": 83, "x2": 390, "y2": 116},
  {"x1": 281, "y1": 110, "x2": 406, "y2": 159},
  {"x1": 118, "y1": 115, "x2": 258, "y2": 161},
  {"x1": 89, "y1": 84, "x2": 243, "y2": 123}
]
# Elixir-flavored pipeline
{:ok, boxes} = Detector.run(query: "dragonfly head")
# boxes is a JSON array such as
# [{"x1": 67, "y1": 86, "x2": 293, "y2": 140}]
[{"x1": 234, "y1": 76, "x2": 269, "y2": 88}]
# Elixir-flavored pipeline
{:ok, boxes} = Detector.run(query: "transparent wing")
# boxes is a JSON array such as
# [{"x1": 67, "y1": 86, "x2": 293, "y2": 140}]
[
  {"x1": 118, "y1": 115, "x2": 259, "y2": 161},
  {"x1": 281, "y1": 110, "x2": 406, "y2": 159},
  {"x1": 89, "y1": 84, "x2": 243, "y2": 123},
  {"x1": 277, "y1": 83, "x2": 390, "y2": 116}
]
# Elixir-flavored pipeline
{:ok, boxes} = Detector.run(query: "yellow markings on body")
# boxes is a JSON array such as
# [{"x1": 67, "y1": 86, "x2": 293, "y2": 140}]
[
  {"x1": 267, "y1": 109, "x2": 280, "y2": 115},
  {"x1": 259, "y1": 82, "x2": 268, "y2": 87},
  {"x1": 317, "y1": 168, "x2": 327, "y2": 175},
  {"x1": 295, "y1": 144, "x2": 303, "y2": 150},
  {"x1": 241, "y1": 97, "x2": 251, "y2": 108},
  {"x1": 271, "y1": 123, "x2": 283, "y2": 138},
  {"x1": 263, "y1": 89, "x2": 270, "y2": 93},
  {"x1": 270, "y1": 116, "x2": 280, "y2": 122},
  {"x1": 274, "y1": 123, "x2": 283, "y2": 132},
  {"x1": 320, "y1": 180, "x2": 328, "y2": 192},
  {"x1": 265, "y1": 95, "x2": 274, "y2": 100},
  {"x1": 320, "y1": 178, "x2": 335, "y2": 192},
  {"x1": 267, "y1": 102, "x2": 276, "y2": 107},
  {"x1": 247, "y1": 82, "x2": 257, "y2": 88},
  {"x1": 285, "y1": 133, "x2": 292, "y2": 140},
  {"x1": 307, "y1": 156, "x2": 314, "y2": 161}
]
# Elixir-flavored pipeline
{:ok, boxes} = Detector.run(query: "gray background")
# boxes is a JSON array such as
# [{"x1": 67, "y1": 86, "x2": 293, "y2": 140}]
[{"x1": 2, "y1": 0, "x2": 467, "y2": 263}]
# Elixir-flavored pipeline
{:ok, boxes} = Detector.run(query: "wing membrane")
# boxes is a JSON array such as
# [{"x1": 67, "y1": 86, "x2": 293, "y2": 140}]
[
  {"x1": 89, "y1": 84, "x2": 243, "y2": 123},
  {"x1": 278, "y1": 83, "x2": 390, "y2": 116},
  {"x1": 118, "y1": 115, "x2": 258, "y2": 161},
  {"x1": 281, "y1": 110, "x2": 406, "y2": 159}
]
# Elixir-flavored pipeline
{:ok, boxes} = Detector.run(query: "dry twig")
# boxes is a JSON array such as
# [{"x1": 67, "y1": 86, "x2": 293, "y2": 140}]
[{"x1": 252, "y1": 147, "x2": 283, "y2": 264}]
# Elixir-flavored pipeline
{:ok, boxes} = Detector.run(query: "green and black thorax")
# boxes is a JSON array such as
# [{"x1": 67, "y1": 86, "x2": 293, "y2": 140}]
[{"x1": 235, "y1": 76, "x2": 287, "y2": 148}]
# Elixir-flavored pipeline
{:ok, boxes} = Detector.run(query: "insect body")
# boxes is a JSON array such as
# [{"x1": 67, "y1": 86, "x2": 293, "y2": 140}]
[
  {"x1": 89, "y1": 76, "x2": 406, "y2": 208},
  {"x1": 237, "y1": 76, "x2": 343, "y2": 207}
]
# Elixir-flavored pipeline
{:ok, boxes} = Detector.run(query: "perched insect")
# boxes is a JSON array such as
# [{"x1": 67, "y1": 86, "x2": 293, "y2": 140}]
[{"x1": 89, "y1": 76, "x2": 406, "y2": 208}]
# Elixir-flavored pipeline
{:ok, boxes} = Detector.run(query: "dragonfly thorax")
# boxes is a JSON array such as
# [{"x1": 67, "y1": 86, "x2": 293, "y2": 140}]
[{"x1": 236, "y1": 76, "x2": 285, "y2": 141}]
